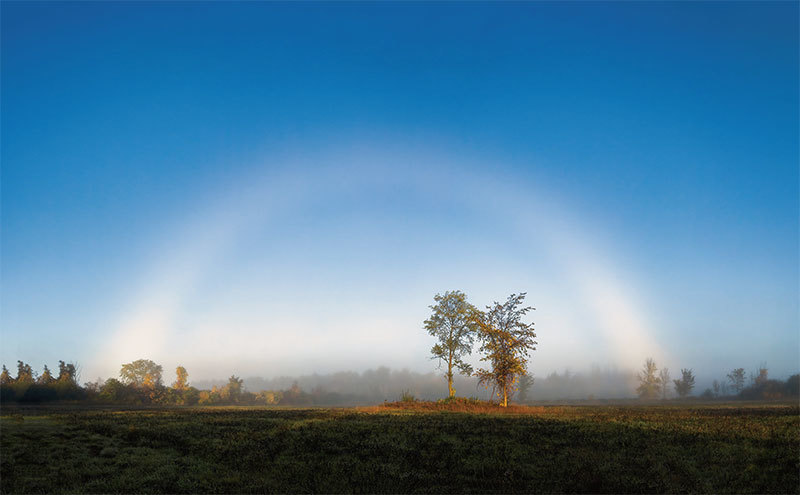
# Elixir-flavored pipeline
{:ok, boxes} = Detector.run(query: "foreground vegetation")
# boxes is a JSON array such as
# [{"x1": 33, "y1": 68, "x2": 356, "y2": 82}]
[{"x1": 2, "y1": 402, "x2": 798, "y2": 493}]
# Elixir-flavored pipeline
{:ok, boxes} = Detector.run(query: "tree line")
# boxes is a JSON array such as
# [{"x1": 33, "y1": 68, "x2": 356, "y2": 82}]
[
  {"x1": 0, "y1": 359, "x2": 358, "y2": 406},
  {"x1": 0, "y1": 360, "x2": 82, "y2": 402},
  {"x1": 635, "y1": 358, "x2": 799, "y2": 400}
]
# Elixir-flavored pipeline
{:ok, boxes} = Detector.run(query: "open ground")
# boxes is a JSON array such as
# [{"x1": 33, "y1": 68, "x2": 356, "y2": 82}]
[{"x1": 1, "y1": 401, "x2": 798, "y2": 494}]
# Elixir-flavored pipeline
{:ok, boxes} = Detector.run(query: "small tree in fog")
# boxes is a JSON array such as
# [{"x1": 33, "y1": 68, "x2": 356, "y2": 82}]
[
  {"x1": 173, "y1": 366, "x2": 189, "y2": 391},
  {"x1": 659, "y1": 367, "x2": 670, "y2": 400},
  {"x1": 120, "y1": 359, "x2": 163, "y2": 388},
  {"x1": 636, "y1": 358, "x2": 660, "y2": 399},
  {"x1": 224, "y1": 375, "x2": 243, "y2": 403},
  {"x1": 712, "y1": 380, "x2": 720, "y2": 397},
  {"x1": 475, "y1": 293, "x2": 537, "y2": 407},
  {"x1": 517, "y1": 373, "x2": 534, "y2": 403},
  {"x1": 727, "y1": 368, "x2": 746, "y2": 394},
  {"x1": 673, "y1": 368, "x2": 695, "y2": 398},
  {"x1": 752, "y1": 367, "x2": 768, "y2": 386},
  {"x1": 424, "y1": 290, "x2": 480, "y2": 398}
]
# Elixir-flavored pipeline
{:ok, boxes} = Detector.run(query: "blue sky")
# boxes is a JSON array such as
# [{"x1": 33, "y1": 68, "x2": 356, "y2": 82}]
[{"x1": 2, "y1": 2, "x2": 797, "y2": 383}]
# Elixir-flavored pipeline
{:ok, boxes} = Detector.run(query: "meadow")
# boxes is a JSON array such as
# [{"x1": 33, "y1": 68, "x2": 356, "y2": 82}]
[{"x1": 1, "y1": 402, "x2": 798, "y2": 494}]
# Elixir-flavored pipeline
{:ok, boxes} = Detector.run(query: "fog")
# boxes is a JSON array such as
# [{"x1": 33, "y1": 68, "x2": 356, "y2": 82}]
[
  {"x1": 184, "y1": 364, "x2": 796, "y2": 403},
  {"x1": 190, "y1": 366, "x2": 634, "y2": 403}
]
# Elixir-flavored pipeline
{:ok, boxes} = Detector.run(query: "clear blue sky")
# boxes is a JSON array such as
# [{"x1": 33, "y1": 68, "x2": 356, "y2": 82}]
[{"x1": 2, "y1": 2, "x2": 797, "y2": 383}]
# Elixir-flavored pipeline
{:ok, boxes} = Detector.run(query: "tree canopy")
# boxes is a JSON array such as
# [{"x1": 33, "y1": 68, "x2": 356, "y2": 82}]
[{"x1": 120, "y1": 359, "x2": 163, "y2": 388}]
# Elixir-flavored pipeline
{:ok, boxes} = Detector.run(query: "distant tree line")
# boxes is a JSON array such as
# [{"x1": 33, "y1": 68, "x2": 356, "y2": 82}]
[
  {"x1": 2, "y1": 356, "x2": 796, "y2": 405},
  {"x1": 0, "y1": 360, "x2": 83, "y2": 402},
  {"x1": 635, "y1": 358, "x2": 799, "y2": 401},
  {"x1": 0, "y1": 359, "x2": 367, "y2": 406}
]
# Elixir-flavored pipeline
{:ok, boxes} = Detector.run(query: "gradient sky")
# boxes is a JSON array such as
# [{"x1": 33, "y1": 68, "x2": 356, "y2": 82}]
[{"x1": 2, "y1": 2, "x2": 797, "y2": 384}]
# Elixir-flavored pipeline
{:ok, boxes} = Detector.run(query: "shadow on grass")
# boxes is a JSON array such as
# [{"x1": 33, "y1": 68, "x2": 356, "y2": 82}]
[{"x1": 1, "y1": 405, "x2": 798, "y2": 494}]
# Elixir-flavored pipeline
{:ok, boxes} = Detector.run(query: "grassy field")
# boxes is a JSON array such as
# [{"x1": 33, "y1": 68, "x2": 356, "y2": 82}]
[{"x1": 1, "y1": 402, "x2": 798, "y2": 494}]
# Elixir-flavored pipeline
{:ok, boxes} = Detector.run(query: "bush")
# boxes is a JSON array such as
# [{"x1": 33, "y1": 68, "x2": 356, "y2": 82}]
[
  {"x1": 400, "y1": 390, "x2": 416, "y2": 402},
  {"x1": 0, "y1": 384, "x2": 15, "y2": 402},
  {"x1": 740, "y1": 377, "x2": 797, "y2": 400}
]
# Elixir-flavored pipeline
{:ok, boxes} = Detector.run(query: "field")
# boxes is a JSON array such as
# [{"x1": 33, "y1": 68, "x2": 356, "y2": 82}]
[{"x1": 1, "y1": 402, "x2": 798, "y2": 494}]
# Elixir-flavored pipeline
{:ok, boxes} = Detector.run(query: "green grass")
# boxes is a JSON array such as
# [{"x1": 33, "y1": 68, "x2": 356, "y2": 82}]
[{"x1": 1, "y1": 403, "x2": 798, "y2": 493}]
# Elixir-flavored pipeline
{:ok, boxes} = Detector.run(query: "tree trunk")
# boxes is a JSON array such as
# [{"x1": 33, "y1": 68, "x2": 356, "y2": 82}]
[
  {"x1": 447, "y1": 354, "x2": 455, "y2": 398},
  {"x1": 502, "y1": 386, "x2": 508, "y2": 407}
]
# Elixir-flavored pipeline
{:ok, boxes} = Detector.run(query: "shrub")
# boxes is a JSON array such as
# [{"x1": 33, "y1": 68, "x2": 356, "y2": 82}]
[{"x1": 400, "y1": 390, "x2": 416, "y2": 402}]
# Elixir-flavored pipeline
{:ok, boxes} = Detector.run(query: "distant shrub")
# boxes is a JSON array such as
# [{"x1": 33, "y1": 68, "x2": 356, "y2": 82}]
[
  {"x1": 0, "y1": 384, "x2": 15, "y2": 402},
  {"x1": 400, "y1": 390, "x2": 416, "y2": 402},
  {"x1": 436, "y1": 396, "x2": 483, "y2": 406}
]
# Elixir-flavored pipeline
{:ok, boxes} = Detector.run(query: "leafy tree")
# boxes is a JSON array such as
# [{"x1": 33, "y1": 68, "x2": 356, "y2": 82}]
[
  {"x1": 785, "y1": 374, "x2": 799, "y2": 397},
  {"x1": 120, "y1": 359, "x2": 163, "y2": 388},
  {"x1": 0, "y1": 365, "x2": 12, "y2": 385},
  {"x1": 284, "y1": 381, "x2": 303, "y2": 403},
  {"x1": 636, "y1": 358, "x2": 660, "y2": 399},
  {"x1": 659, "y1": 367, "x2": 671, "y2": 400},
  {"x1": 224, "y1": 375, "x2": 243, "y2": 403},
  {"x1": 752, "y1": 367, "x2": 768, "y2": 386},
  {"x1": 173, "y1": 366, "x2": 189, "y2": 391},
  {"x1": 16, "y1": 361, "x2": 34, "y2": 383},
  {"x1": 727, "y1": 368, "x2": 746, "y2": 394},
  {"x1": 424, "y1": 290, "x2": 480, "y2": 398},
  {"x1": 673, "y1": 368, "x2": 695, "y2": 398},
  {"x1": 258, "y1": 390, "x2": 283, "y2": 405},
  {"x1": 99, "y1": 378, "x2": 130, "y2": 403},
  {"x1": 516, "y1": 373, "x2": 535, "y2": 403},
  {"x1": 57, "y1": 361, "x2": 77, "y2": 384},
  {"x1": 475, "y1": 293, "x2": 537, "y2": 407},
  {"x1": 37, "y1": 365, "x2": 55, "y2": 385}
]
